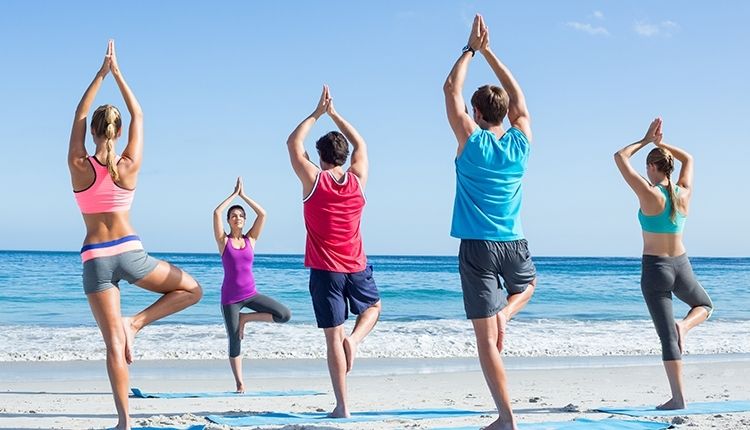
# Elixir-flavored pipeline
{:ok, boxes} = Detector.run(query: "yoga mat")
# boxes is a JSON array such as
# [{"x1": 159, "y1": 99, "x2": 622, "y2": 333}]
[
  {"x1": 131, "y1": 387, "x2": 323, "y2": 399},
  {"x1": 206, "y1": 408, "x2": 483, "y2": 425},
  {"x1": 596, "y1": 400, "x2": 750, "y2": 416},
  {"x1": 435, "y1": 418, "x2": 670, "y2": 429},
  {"x1": 132, "y1": 425, "x2": 205, "y2": 430}
]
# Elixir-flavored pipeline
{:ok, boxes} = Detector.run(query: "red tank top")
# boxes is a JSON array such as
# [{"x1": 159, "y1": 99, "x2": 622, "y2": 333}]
[{"x1": 303, "y1": 170, "x2": 367, "y2": 272}]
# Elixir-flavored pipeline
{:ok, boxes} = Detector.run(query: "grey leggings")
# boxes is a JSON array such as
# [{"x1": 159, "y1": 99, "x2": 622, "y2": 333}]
[
  {"x1": 641, "y1": 254, "x2": 713, "y2": 361},
  {"x1": 221, "y1": 293, "x2": 291, "y2": 358}
]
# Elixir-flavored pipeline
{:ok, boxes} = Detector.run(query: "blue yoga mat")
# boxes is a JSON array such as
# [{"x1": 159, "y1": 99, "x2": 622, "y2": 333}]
[
  {"x1": 596, "y1": 400, "x2": 750, "y2": 417},
  {"x1": 131, "y1": 387, "x2": 323, "y2": 399},
  {"x1": 132, "y1": 425, "x2": 205, "y2": 430},
  {"x1": 206, "y1": 408, "x2": 483, "y2": 425},
  {"x1": 435, "y1": 418, "x2": 670, "y2": 430}
]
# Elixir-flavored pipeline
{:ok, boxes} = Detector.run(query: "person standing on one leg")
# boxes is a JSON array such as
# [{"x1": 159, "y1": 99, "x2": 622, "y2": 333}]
[
  {"x1": 213, "y1": 177, "x2": 291, "y2": 393},
  {"x1": 444, "y1": 15, "x2": 536, "y2": 430},
  {"x1": 68, "y1": 41, "x2": 202, "y2": 430},
  {"x1": 614, "y1": 118, "x2": 713, "y2": 409},
  {"x1": 286, "y1": 85, "x2": 381, "y2": 418}
]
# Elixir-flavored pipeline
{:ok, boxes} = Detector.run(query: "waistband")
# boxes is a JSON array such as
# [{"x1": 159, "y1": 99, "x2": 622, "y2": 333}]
[
  {"x1": 81, "y1": 235, "x2": 144, "y2": 263},
  {"x1": 641, "y1": 253, "x2": 689, "y2": 264}
]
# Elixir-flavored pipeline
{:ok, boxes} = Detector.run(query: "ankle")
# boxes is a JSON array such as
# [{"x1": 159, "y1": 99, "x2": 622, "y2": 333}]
[{"x1": 127, "y1": 316, "x2": 143, "y2": 333}]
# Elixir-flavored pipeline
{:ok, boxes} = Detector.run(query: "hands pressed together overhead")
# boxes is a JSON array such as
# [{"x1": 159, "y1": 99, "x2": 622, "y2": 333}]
[
  {"x1": 233, "y1": 176, "x2": 250, "y2": 198},
  {"x1": 468, "y1": 14, "x2": 490, "y2": 53},
  {"x1": 313, "y1": 85, "x2": 338, "y2": 119},
  {"x1": 98, "y1": 39, "x2": 121, "y2": 77},
  {"x1": 643, "y1": 117, "x2": 664, "y2": 146}
]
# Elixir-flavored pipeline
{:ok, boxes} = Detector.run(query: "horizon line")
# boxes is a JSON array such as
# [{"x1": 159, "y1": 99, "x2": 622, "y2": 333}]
[{"x1": 0, "y1": 249, "x2": 747, "y2": 259}]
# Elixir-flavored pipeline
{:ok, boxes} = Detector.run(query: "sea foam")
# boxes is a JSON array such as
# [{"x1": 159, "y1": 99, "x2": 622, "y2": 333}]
[{"x1": 1, "y1": 319, "x2": 747, "y2": 361}]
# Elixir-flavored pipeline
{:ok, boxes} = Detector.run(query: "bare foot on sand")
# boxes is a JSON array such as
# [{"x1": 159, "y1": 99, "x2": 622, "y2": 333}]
[
  {"x1": 483, "y1": 417, "x2": 517, "y2": 430},
  {"x1": 656, "y1": 397, "x2": 686, "y2": 410},
  {"x1": 676, "y1": 321, "x2": 687, "y2": 354},
  {"x1": 236, "y1": 382, "x2": 245, "y2": 394},
  {"x1": 121, "y1": 317, "x2": 137, "y2": 365},
  {"x1": 327, "y1": 405, "x2": 351, "y2": 418},
  {"x1": 497, "y1": 311, "x2": 508, "y2": 352},
  {"x1": 343, "y1": 336, "x2": 358, "y2": 373}
]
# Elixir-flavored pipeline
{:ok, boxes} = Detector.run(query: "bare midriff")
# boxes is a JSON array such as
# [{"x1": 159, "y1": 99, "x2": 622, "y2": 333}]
[
  {"x1": 82, "y1": 211, "x2": 136, "y2": 245},
  {"x1": 642, "y1": 231, "x2": 686, "y2": 257}
]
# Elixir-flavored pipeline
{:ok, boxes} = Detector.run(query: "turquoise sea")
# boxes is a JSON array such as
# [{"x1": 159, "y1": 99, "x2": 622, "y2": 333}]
[{"x1": 1, "y1": 251, "x2": 748, "y2": 361}]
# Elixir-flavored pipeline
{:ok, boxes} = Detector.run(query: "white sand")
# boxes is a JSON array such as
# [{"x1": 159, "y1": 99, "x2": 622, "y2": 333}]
[{"x1": 1, "y1": 356, "x2": 748, "y2": 429}]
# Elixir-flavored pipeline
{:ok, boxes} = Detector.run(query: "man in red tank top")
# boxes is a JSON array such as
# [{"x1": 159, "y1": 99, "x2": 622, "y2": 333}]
[{"x1": 286, "y1": 85, "x2": 382, "y2": 418}]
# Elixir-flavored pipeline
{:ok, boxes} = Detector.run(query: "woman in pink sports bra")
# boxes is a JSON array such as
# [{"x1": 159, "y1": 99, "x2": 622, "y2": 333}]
[{"x1": 67, "y1": 40, "x2": 202, "y2": 430}]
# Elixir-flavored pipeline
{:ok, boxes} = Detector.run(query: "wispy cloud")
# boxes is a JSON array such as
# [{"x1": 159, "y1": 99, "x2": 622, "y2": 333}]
[
  {"x1": 566, "y1": 21, "x2": 609, "y2": 36},
  {"x1": 634, "y1": 20, "x2": 680, "y2": 37},
  {"x1": 592, "y1": 10, "x2": 604, "y2": 20}
]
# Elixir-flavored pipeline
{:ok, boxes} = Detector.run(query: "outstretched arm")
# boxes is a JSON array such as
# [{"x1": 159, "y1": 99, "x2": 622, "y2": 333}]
[
  {"x1": 614, "y1": 118, "x2": 661, "y2": 200},
  {"x1": 444, "y1": 14, "x2": 482, "y2": 151},
  {"x1": 213, "y1": 179, "x2": 240, "y2": 254},
  {"x1": 327, "y1": 97, "x2": 369, "y2": 189},
  {"x1": 68, "y1": 43, "x2": 111, "y2": 170},
  {"x1": 108, "y1": 40, "x2": 143, "y2": 173},
  {"x1": 287, "y1": 85, "x2": 327, "y2": 195},
  {"x1": 479, "y1": 24, "x2": 532, "y2": 141}
]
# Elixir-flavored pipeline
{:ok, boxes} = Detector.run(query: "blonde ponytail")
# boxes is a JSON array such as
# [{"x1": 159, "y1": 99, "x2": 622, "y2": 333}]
[
  {"x1": 647, "y1": 147, "x2": 678, "y2": 223},
  {"x1": 665, "y1": 179, "x2": 678, "y2": 222},
  {"x1": 91, "y1": 104, "x2": 123, "y2": 181},
  {"x1": 104, "y1": 107, "x2": 119, "y2": 181}
]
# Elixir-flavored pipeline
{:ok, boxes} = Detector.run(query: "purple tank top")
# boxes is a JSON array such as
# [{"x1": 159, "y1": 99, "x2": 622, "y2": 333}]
[{"x1": 220, "y1": 236, "x2": 257, "y2": 305}]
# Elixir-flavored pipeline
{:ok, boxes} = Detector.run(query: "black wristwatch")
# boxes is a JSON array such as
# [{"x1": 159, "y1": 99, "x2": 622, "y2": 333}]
[{"x1": 462, "y1": 44, "x2": 475, "y2": 57}]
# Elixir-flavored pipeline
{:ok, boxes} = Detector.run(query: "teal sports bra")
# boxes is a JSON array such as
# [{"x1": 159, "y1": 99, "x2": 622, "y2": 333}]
[{"x1": 638, "y1": 184, "x2": 686, "y2": 234}]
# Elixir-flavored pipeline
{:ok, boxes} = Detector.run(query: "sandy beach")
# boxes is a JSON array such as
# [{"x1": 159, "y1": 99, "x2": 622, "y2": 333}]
[{"x1": 1, "y1": 355, "x2": 748, "y2": 430}]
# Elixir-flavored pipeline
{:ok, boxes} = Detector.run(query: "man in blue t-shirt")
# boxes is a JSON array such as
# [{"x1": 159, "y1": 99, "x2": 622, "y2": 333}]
[{"x1": 443, "y1": 13, "x2": 537, "y2": 430}]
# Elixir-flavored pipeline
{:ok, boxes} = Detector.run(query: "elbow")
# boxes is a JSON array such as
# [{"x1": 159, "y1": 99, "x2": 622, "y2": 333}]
[
  {"x1": 443, "y1": 78, "x2": 457, "y2": 95},
  {"x1": 613, "y1": 151, "x2": 626, "y2": 164}
]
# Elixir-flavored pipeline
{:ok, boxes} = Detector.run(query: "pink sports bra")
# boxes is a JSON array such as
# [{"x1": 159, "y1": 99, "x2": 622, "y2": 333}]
[{"x1": 73, "y1": 156, "x2": 134, "y2": 214}]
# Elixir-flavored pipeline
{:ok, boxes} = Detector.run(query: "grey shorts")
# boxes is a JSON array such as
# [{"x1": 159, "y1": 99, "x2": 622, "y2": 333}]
[
  {"x1": 458, "y1": 239, "x2": 536, "y2": 319},
  {"x1": 82, "y1": 249, "x2": 159, "y2": 294}
]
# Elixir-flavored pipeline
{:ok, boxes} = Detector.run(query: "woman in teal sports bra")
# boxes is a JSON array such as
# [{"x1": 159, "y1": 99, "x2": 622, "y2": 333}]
[{"x1": 614, "y1": 118, "x2": 713, "y2": 410}]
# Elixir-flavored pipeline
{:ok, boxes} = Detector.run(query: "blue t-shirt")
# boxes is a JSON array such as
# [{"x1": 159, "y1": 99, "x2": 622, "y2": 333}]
[{"x1": 451, "y1": 127, "x2": 530, "y2": 241}]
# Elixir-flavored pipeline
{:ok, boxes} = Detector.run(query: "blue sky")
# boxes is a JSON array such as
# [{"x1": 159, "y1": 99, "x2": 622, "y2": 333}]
[{"x1": 0, "y1": 1, "x2": 748, "y2": 256}]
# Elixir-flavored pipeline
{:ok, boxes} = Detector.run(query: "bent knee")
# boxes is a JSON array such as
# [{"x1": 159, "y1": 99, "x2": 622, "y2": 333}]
[
  {"x1": 275, "y1": 309, "x2": 292, "y2": 324},
  {"x1": 186, "y1": 280, "x2": 203, "y2": 303},
  {"x1": 526, "y1": 279, "x2": 537, "y2": 294}
]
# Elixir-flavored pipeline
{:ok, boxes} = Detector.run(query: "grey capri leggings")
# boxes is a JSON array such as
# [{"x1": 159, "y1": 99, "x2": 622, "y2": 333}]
[
  {"x1": 641, "y1": 254, "x2": 713, "y2": 361},
  {"x1": 221, "y1": 293, "x2": 291, "y2": 358}
]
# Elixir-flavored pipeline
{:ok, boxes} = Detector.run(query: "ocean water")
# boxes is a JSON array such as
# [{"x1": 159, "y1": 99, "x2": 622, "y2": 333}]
[{"x1": 0, "y1": 251, "x2": 748, "y2": 361}]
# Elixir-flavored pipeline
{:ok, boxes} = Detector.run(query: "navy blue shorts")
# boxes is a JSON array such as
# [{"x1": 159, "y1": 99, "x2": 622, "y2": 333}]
[{"x1": 309, "y1": 265, "x2": 380, "y2": 328}]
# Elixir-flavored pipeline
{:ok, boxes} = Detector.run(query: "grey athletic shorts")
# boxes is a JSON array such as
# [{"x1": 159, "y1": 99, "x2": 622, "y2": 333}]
[
  {"x1": 82, "y1": 249, "x2": 159, "y2": 294},
  {"x1": 458, "y1": 239, "x2": 536, "y2": 319}
]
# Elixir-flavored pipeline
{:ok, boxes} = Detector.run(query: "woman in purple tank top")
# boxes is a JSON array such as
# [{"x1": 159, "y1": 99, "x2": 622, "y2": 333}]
[{"x1": 213, "y1": 177, "x2": 291, "y2": 392}]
